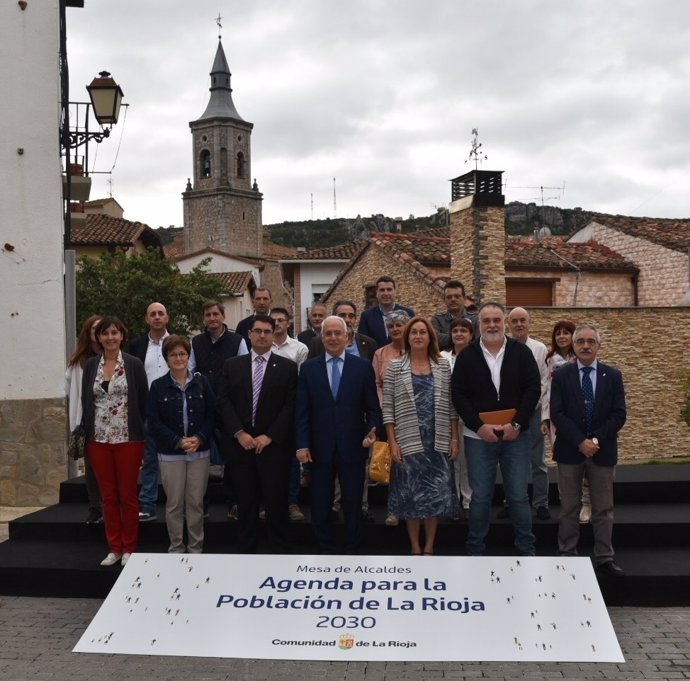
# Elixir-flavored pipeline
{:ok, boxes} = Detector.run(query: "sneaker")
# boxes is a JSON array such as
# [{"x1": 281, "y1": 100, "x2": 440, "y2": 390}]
[
  {"x1": 536, "y1": 506, "x2": 551, "y2": 521},
  {"x1": 121, "y1": 553, "x2": 131, "y2": 566},
  {"x1": 138, "y1": 511, "x2": 157, "y2": 522},
  {"x1": 384, "y1": 513, "x2": 399, "y2": 527},
  {"x1": 496, "y1": 506, "x2": 509, "y2": 519},
  {"x1": 100, "y1": 552, "x2": 122, "y2": 567},
  {"x1": 579, "y1": 504, "x2": 592, "y2": 524},
  {"x1": 288, "y1": 504, "x2": 305, "y2": 522},
  {"x1": 227, "y1": 504, "x2": 238, "y2": 521},
  {"x1": 85, "y1": 507, "x2": 103, "y2": 524}
]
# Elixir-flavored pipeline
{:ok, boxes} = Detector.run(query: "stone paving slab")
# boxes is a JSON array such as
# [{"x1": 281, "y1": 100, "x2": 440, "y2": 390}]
[{"x1": 0, "y1": 597, "x2": 688, "y2": 680}]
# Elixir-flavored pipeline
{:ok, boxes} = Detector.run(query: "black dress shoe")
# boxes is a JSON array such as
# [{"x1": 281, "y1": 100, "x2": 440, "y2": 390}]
[{"x1": 597, "y1": 561, "x2": 625, "y2": 577}]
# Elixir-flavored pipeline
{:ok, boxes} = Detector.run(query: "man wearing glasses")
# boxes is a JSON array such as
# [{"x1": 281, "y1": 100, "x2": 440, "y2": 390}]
[
  {"x1": 550, "y1": 324, "x2": 627, "y2": 576},
  {"x1": 217, "y1": 315, "x2": 298, "y2": 553},
  {"x1": 307, "y1": 300, "x2": 377, "y2": 361}
]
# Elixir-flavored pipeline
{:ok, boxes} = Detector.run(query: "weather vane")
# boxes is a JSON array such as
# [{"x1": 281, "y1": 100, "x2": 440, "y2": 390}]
[
  {"x1": 216, "y1": 13, "x2": 223, "y2": 40},
  {"x1": 465, "y1": 128, "x2": 488, "y2": 171}
]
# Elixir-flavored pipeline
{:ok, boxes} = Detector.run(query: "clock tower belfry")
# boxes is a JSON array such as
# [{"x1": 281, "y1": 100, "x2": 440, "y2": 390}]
[{"x1": 183, "y1": 39, "x2": 263, "y2": 257}]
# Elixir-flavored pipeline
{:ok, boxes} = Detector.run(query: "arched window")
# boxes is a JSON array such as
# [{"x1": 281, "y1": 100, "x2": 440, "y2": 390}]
[
  {"x1": 200, "y1": 150, "x2": 211, "y2": 178},
  {"x1": 237, "y1": 152, "x2": 245, "y2": 178}
]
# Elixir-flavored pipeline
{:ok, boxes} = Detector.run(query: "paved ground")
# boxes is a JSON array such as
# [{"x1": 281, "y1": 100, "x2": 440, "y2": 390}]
[{"x1": 0, "y1": 596, "x2": 688, "y2": 680}]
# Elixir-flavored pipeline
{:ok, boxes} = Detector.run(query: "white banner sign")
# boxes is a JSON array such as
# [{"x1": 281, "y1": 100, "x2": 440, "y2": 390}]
[{"x1": 74, "y1": 553, "x2": 623, "y2": 662}]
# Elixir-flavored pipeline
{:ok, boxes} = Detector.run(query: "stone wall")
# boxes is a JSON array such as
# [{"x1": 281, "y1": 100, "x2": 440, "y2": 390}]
[
  {"x1": 0, "y1": 398, "x2": 67, "y2": 506},
  {"x1": 508, "y1": 270, "x2": 636, "y2": 306},
  {"x1": 581, "y1": 223, "x2": 688, "y2": 305},
  {"x1": 527, "y1": 307, "x2": 690, "y2": 463},
  {"x1": 449, "y1": 199, "x2": 506, "y2": 305},
  {"x1": 326, "y1": 257, "x2": 690, "y2": 462}
]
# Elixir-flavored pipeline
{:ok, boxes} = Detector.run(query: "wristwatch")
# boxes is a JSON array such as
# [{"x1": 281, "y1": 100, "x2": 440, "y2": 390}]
[{"x1": 511, "y1": 421, "x2": 521, "y2": 432}]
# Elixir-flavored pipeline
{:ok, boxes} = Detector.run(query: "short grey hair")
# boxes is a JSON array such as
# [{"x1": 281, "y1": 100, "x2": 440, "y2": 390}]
[
  {"x1": 385, "y1": 310, "x2": 411, "y2": 328},
  {"x1": 321, "y1": 315, "x2": 348, "y2": 336},
  {"x1": 573, "y1": 323, "x2": 601, "y2": 344}
]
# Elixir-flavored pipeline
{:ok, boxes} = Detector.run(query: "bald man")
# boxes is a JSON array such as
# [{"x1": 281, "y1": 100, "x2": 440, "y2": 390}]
[
  {"x1": 129, "y1": 302, "x2": 171, "y2": 521},
  {"x1": 507, "y1": 307, "x2": 550, "y2": 520}
]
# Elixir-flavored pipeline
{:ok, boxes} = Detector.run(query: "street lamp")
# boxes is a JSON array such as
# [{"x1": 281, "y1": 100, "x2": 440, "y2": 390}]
[
  {"x1": 64, "y1": 71, "x2": 125, "y2": 149},
  {"x1": 86, "y1": 70, "x2": 124, "y2": 127}
]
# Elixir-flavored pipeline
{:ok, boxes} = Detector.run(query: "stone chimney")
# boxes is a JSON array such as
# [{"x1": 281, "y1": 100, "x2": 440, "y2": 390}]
[{"x1": 448, "y1": 169, "x2": 506, "y2": 306}]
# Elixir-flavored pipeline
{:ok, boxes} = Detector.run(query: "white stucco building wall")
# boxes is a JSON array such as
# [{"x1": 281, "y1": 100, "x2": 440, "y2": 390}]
[
  {"x1": 291, "y1": 261, "x2": 350, "y2": 331},
  {"x1": 0, "y1": 0, "x2": 67, "y2": 506}
]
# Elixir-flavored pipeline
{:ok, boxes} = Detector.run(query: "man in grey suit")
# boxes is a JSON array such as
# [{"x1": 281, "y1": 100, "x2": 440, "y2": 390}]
[{"x1": 550, "y1": 323, "x2": 627, "y2": 576}]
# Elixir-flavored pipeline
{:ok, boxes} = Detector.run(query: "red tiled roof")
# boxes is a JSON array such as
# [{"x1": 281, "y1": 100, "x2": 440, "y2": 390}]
[
  {"x1": 586, "y1": 213, "x2": 690, "y2": 252},
  {"x1": 507, "y1": 236, "x2": 638, "y2": 272},
  {"x1": 280, "y1": 241, "x2": 367, "y2": 261},
  {"x1": 370, "y1": 231, "x2": 451, "y2": 267},
  {"x1": 71, "y1": 214, "x2": 161, "y2": 250},
  {"x1": 322, "y1": 231, "x2": 636, "y2": 303},
  {"x1": 206, "y1": 271, "x2": 255, "y2": 295}
]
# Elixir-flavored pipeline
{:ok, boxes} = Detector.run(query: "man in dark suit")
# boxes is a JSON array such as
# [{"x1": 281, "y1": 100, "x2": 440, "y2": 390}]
[
  {"x1": 217, "y1": 314, "x2": 298, "y2": 553},
  {"x1": 235, "y1": 287, "x2": 273, "y2": 347},
  {"x1": 307, "y1": 300, "x2": 377, "y2": 360},
  {"x1": 550, "y1": 323, "x2": 627, "y2": 576},
  {"x1": 357, "y1": 276, "x2": 414, "y2": 347},
  {"x1": 296, "y1": 316, "x2": 382, "y2": 554},
  {"x1": 307, "y1": 300, "x2": 378, "y2": 522},
  {"x1": 297, "y1": 302, "x2": 327, "y2": 347}
]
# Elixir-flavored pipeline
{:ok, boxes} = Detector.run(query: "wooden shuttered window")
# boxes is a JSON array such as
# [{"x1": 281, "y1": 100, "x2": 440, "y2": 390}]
[{"x1": 505, "y1": 279, "x2": 554, "y2": 307}]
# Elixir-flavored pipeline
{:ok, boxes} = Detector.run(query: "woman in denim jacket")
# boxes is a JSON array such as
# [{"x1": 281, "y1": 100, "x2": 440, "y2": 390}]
[{"x1": 148, "y1": 335, "x2": 215, "y2": 553}]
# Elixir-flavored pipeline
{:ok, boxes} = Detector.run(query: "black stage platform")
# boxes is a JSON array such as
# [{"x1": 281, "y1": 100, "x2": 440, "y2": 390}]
[{"x1": 1, "y1": 465, "x2": 688, "y2": 605}]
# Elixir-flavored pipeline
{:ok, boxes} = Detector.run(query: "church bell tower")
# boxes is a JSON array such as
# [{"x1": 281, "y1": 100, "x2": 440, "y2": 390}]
[{"x1": 183, "y1": 39, "x2": 263, "y2": 257}]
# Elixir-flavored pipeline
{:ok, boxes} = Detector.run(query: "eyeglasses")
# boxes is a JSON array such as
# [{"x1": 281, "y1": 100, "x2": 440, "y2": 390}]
[
  {"x1": 574, "y1": 338, "x2": 598, "y2": 346},
  {"x1": 251, "y1": 328, "x2": 273, "y2": 335},
  {"x1": 168, "y1": 352, "x2": 188, "y2": 359}
]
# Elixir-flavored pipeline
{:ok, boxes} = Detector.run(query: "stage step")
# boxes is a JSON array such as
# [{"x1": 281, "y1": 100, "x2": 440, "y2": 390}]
[{"x1": 0, "y1": 464, "x2": 688, "y2": 604}]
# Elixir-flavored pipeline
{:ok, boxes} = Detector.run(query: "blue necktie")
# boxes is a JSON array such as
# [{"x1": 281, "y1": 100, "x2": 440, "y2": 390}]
[
  {"x1": 581, "y1": 366, "x2": 594, "y2": 432},
  {"x1": 330, "y1": 357, "x2": 341, "y2": 399}
]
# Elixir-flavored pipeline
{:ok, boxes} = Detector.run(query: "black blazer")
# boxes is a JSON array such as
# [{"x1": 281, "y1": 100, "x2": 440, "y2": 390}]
[
  {"x1": 550, "y1": 361, "x2": 626, "y2": 466},
  {"x1": 216, "y1": 353, "x2": 298, "y2": 459},
  {"x1": 127, "y1": 334, "x2": 150, "y2": 364}
]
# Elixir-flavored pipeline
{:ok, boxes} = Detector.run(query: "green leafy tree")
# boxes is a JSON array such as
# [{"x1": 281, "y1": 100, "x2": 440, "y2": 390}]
[{"x1": 76, "y1": 249, "x2": 223, "y2": 338}]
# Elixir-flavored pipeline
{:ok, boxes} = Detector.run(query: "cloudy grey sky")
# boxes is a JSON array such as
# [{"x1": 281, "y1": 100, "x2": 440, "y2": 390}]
[{"x1": 66, "y1": 1, "x2": 690, "y2": 229}]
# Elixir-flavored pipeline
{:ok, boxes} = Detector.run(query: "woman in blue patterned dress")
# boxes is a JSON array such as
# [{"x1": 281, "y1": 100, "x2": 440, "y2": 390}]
[{"x1": 383, "y1": 317, "x2": 460, "y2": 555}]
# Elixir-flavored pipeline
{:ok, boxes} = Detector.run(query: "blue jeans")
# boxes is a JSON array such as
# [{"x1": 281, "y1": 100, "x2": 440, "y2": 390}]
[
  {"x1": 464, "y1": 435, "x2": 535, "y2": 556},
  {"x1": 138, "y1": 424, "x2": 159, "y2": 514}
]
